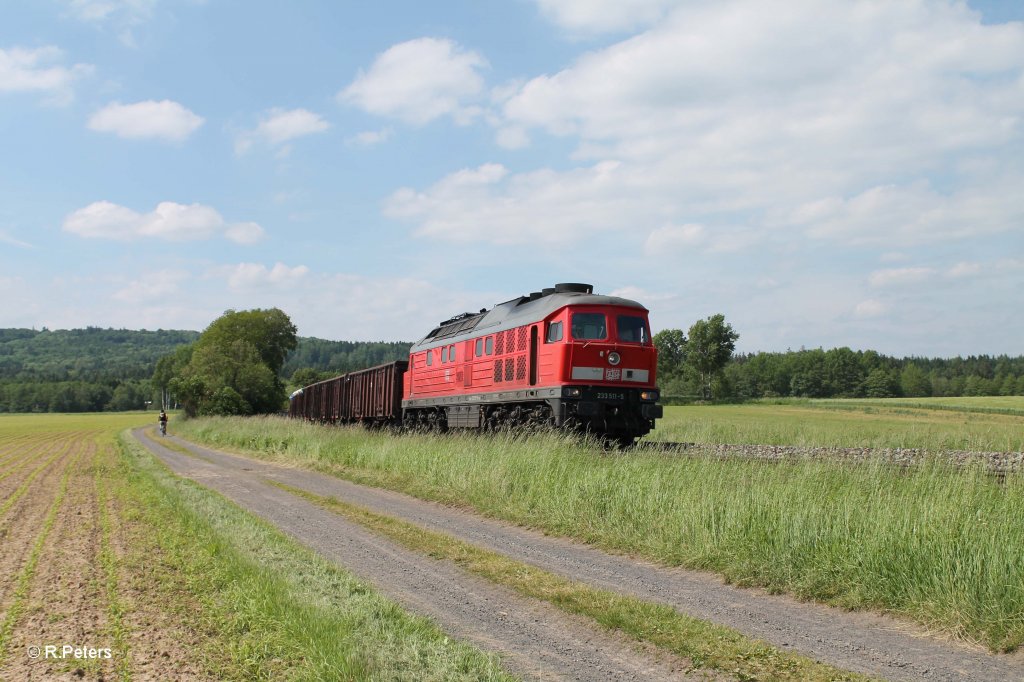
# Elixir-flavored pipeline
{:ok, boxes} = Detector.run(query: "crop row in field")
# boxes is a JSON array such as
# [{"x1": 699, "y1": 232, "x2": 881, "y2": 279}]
[
  {"x1": 177, "y1": 413, "x2": 1024, "y2": 652},
  {"x1": 0, "y1": 413, "x2": 517, "y2": 680}
]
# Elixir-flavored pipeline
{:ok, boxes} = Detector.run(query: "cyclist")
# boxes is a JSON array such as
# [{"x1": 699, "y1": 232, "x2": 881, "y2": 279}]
[{"x1": 158, "y1": 409, "x2": 168, "y2": 436}]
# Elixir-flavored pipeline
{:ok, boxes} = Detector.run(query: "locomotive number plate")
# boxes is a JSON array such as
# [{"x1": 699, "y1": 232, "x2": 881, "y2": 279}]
[{"x1": 595, "y1": 392, "x2": 624, "y2": 401}]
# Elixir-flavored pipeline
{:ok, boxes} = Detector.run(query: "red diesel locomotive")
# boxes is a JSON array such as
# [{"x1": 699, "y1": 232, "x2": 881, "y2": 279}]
[{"x1": 289, "y1": 283, "x2": 663, "y2": 444}]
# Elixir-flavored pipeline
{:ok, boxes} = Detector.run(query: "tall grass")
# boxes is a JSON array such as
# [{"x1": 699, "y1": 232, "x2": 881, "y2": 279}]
[{"x1": 179, "y1": 416, "x2": 1024, "y2": 652}]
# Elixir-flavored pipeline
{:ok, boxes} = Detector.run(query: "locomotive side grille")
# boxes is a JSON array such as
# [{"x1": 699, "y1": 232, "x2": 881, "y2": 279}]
[
  {"x1": 504, "y1": 358, "x2": 514, "y2": 382},
  {"x1": 515, "y1": 356, "x2": 526, "y2": 381},
  {"x1": 517, "y1": 327, "x2": 527, "y2": 351},
  {"x1": 505, "y1": 329, "x2": 515, "y2": 353},
  {"x1": 493, "y1": 360, "x2": 502, "y2": 383},
  {"x1": 496, "y1": 333, "x2": 505, "y2": 355}
]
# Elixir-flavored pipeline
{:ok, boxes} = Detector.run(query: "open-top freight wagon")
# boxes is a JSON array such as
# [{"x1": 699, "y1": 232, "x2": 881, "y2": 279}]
[{"x1": 289, "y1": 283, "x2": 663, "y2": 445}]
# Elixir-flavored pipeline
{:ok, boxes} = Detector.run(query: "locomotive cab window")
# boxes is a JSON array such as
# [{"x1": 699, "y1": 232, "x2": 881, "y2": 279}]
[
  {"x1": 546, "y1": 320, "x2": 563, "y2": 343},
  {"x1": 485, "y1": 337, "x2": 493, "y2": 355},
  {"x1": 475, "y1": 338, "x2": 483, "y2": 357},
  {"x1": 426, "y1": 350, "x2": 433, "y2": 366},
  {"x1": 571, "y1": 313, "x2": 607, "y2": 340},
  {"x1": 617, "y1": 315, "x2": 650, "y2": 344},
  {"x1": 441, "y1": 347, "x2": 448, "y2": 363},
  {"x1": 449, "y1": 345, "x2": 456, "y2": 362}
]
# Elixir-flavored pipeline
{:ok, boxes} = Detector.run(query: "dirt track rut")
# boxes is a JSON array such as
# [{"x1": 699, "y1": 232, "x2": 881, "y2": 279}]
[
  {"x1": 133, "y1": 429, "x2": 699, "y2": 681},
  {"x1": 133, "y1": 429, "x2": 1024, "y2": 682}
]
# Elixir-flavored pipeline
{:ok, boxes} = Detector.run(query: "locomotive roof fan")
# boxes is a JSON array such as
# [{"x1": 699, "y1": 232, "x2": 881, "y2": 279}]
[{"x1": 554, "y1": 282, "x2": 593, "y2": 294}]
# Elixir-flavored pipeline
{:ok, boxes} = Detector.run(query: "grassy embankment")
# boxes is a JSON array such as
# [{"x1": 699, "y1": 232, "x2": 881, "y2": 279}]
[
  {"x1": 0, "y1": 414, "x2": 512, "y2": 681},
  {"x1": 177, "y1": 403, "x2": 1024, "y2": 653}
]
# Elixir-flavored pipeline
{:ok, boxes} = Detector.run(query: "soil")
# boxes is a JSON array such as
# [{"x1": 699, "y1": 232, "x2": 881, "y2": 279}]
[
  {"x1": 0, "y1": 432, "x2": 215, "y2": 681},
  {"x1": 133, "y1": 428, "x2": 1024, "y2": 682}
]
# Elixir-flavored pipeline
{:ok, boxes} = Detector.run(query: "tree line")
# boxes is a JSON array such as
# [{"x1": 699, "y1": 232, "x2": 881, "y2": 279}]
[{"x1": 655, "y1": 316, "x2": 1024, "y2": 400}]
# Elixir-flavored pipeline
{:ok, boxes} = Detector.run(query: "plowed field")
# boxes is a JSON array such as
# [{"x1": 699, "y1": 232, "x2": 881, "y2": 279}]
[{"x1": 0, "y1": 414, "x2": 207, "y2": 681}]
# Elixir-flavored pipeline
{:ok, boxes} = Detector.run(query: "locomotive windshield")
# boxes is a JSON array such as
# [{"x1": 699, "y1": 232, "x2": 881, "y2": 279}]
[
  {"x1": 617, "y1": 315, "x2": 650, "y2": 344},
  {"x1": 571, "y1": 313, "x2": 607, "y2": 340}
]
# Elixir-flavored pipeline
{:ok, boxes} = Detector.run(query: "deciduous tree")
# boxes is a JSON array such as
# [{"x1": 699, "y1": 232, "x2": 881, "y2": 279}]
[{"x1": 685, "y1": 314, "x2": 738, "y2": 400}]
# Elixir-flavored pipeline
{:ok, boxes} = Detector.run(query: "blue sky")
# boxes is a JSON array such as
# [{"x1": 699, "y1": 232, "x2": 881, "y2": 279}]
[{"x1": 1, "y1": 0, "x2": 1022, "y2": 357}]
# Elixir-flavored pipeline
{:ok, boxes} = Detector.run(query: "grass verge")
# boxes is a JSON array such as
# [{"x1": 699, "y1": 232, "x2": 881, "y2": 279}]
[
  {"x1": 273, "y1": 480, "x2": 870, "y2": 681},
  {"x1": 116, "y1": 431, "x2": 514, "y2": 681},
  {"x1": 177, "y1": 416, "x2": 1024, "y2": 652}
]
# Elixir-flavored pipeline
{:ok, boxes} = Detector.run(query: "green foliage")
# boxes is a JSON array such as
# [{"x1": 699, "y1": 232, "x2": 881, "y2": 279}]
[
  {"x1": 281, "y1": 338, "x2": 411, "y2": 378},
  {"x1": 163, "y1": 308, "x2": 297, "y2": 417},
  {"x1": 202, "y1": 386, "x2": 252, "y2": 416},
  {"x1": 686, "y1": 314, "x2": 739, "y2": 399},
  {"x1": 652, "y1": 329, "x2": 686, "y2": 382},
  {"x1": 199, "y1": 308, "x2": 297, "y2": 375},
  {"x1": 0, "y1": 327, "x2": 197, "y2": 413},
  {"x1": 900, "y1": 363, "x2": 932, "y2": 397}
]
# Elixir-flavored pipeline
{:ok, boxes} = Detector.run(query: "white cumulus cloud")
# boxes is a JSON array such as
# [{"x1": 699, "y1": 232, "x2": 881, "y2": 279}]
[
  {"x1": 225, "y1": 262, "x2": 309, "y2": 291},
  {"x1": 63, "y1": 0, "x2": 158, "y2": 47},
  {"x1": 63, "y1": 201, "x2": 265, "y2": 243},
  {"x1": 88, "y1": 100, "x2": 204, "y2": 141},
  {"x1": 385, "y1": 160, "x2": 657, "y2": 245},
  {"x1": 0, "y1": 46, "x2": 92, "y2": 103},
  {"x1": 236, "y1": 108, "x2": 330, "y2": 154},
  {"x1": 339, "y1": 37, "x2": 487, "y2": 125},
  {"x1": 533, "y1": 0, "x2": 682, "y2": 35},
  {"x1": 390, "y1": 2, "x2": 1024, "y2": 253}
]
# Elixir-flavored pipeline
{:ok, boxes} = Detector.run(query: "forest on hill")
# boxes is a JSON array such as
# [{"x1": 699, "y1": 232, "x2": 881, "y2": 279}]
[{"x1": 0, "y1": 327, "x2": 410, "y2": 413}]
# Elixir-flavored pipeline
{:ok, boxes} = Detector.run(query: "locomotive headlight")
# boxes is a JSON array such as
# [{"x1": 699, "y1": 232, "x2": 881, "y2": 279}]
[
  {"x1": 607, "y1": 352, "x2": 621, "y2": 366},
  {"x1": 640, "y1": 390, "x2": 659, "y2": 401},
  {"x1": 564, "y1": 387, "x2": 582, "y2": 398}
]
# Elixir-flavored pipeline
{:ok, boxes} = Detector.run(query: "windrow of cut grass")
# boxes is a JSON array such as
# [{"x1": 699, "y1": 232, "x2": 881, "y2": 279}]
[{"x1": 178, "y1": 415, "x2": 1024, "y2": 652}]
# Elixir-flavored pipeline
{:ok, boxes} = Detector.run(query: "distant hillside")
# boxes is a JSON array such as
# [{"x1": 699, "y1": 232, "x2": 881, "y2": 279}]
[
  {"x1": 0, "y1": 327, "x2": 199, "y2": 413},
  {"x1": 281, "y1": 337, "x2": 412, "y2": 379},
  {"x1": 0, "y1": 327, "x2": 200, "y2": 382},
  {"x1": 0, "y1": 328, "x2": 412, "y2": 413}
]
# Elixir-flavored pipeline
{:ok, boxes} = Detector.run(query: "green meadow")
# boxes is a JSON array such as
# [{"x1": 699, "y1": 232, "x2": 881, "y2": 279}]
[
  {"x1": 649, "y1": 398, "x2": 1024, "y2": 451},
  {"x1": 177, "y1": 399, "x2": 1024, "y2": 653}
]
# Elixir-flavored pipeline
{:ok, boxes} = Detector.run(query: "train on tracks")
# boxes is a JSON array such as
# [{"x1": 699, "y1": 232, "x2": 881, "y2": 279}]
[{"x1": 288, "y1": 283, "x2": 663, "y2": 445}]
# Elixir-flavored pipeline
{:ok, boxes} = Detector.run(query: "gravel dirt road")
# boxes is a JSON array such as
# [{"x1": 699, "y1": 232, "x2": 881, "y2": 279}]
[
  {"x1": 133, "y1": 428, "x2": 705, "y2": 681},
  {"x1": 133, "y1": 428, "x2": 1024, "y2": 682}
]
